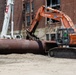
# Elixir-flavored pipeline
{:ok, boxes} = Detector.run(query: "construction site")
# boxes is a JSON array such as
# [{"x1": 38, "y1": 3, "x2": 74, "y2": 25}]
[{"x1": 0, "y1": 0, "x2": 76, "y2": 75}]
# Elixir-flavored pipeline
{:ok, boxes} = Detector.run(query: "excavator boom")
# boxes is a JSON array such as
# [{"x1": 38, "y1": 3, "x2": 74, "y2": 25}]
[{"x1": 27, "y1": 5, "x2": 76, "y2": 34}]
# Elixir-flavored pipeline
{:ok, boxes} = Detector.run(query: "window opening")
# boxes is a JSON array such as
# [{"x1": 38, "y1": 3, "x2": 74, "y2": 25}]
[
  {"x1": 50, "y1": 34, "x2": 56, "y2": 41},
  {"x1": 26, "y1": 2, "x2": 30, "y2": 13},
  {"x1": 46, "y1": 0, "x2": 60, "y2": 24},
  {"x1": 46, "y1": 34, "x2": 49, "y2": 40},
  {"x1": 26, "y1": 16, "x2": 30, "y2": 26}
]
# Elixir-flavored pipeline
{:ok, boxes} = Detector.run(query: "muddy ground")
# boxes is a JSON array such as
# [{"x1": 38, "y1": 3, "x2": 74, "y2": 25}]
[{"x1": 0, "y1": 53, "x2": 76, "y2": 75}]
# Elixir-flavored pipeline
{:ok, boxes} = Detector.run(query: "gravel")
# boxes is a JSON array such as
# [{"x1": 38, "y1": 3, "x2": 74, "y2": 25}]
[{"x1": 0, "y1": 53, "x2": 76, "y2": 75}]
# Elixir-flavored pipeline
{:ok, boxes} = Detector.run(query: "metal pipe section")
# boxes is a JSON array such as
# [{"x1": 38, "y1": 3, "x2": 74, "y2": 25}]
[{"x1": 0, "y1": 39, "x2": 46, "y2": 54}]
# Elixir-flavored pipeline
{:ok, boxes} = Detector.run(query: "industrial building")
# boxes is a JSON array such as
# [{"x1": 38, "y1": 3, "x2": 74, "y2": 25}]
[{"x1": 0, "y1": 0, "x2": 76, "y2": 40}]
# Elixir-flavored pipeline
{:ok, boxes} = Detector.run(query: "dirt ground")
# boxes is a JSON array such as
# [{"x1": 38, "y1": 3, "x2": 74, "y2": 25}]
[{"x1": 0, "y1": 53, "x2": 76, "y2": 75}]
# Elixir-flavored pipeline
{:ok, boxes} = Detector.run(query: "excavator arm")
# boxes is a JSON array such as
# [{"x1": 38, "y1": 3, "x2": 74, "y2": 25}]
[{"x1": 27, "y1": 5, "x2": 76, "y2": 39}]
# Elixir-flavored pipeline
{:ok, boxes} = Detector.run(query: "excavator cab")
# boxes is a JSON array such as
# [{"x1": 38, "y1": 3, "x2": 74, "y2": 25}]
[
  {"x1": 57, "y1": 28, "x2": 69, "y2": 45},
  {"x1": 56, "y1": 28, "x2": 74, "y2": 46}
]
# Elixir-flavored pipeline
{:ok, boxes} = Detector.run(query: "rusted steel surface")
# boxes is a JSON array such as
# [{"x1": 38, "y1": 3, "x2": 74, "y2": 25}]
[
  {"x1": 0, "y1": 39, "x2": 46, "y2": 54},
  {"x1": 0, "y1": 39, "x2": 58, "y2": 54}
]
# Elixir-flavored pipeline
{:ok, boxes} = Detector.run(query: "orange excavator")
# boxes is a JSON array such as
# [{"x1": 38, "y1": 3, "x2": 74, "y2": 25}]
[{"x1": 26, "y1": 5, "x2": 76, "y2": 57}]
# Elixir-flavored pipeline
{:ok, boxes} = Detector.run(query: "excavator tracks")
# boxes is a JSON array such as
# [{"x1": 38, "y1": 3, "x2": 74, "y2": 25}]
[{"x1": 48, "y1": 47, "x2": 76, "y2": 58}]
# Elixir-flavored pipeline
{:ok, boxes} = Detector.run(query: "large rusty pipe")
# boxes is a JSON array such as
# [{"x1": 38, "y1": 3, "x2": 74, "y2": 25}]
[{"x1": 0, "y1": 39, "x2": 46, "y2": 54}]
